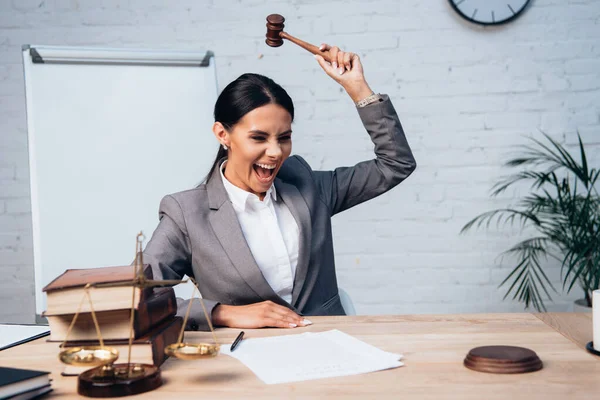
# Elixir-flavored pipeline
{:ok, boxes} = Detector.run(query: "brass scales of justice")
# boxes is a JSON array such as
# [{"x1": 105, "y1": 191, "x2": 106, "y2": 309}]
[{"x1": 57, "y1": 233, "x2": 220, "y2": 397}]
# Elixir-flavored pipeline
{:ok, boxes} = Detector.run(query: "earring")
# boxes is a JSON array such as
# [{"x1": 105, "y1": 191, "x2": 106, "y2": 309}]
[{"x1": 222, "y1": 144, "x2": 228, "y2": 150}]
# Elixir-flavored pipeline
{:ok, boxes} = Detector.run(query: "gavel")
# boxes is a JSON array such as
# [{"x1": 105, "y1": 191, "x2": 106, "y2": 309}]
[{"x1": 265, "y1": 14, "x2": 333, "y2": 64}]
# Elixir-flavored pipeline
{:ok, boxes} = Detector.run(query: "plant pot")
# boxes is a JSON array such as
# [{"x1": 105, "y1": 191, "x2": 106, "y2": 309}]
[{"x1": 573, "y1": 298, "x2": 592, "y2": 313}]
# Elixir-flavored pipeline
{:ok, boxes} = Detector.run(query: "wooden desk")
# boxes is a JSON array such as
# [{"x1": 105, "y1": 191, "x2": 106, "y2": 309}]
[
  {"x1": 0, "y1": 314, "x2": 598, "y2": 399},
  {"x1": 534, "y1": 312, "x2": 593, "y2": 350}
]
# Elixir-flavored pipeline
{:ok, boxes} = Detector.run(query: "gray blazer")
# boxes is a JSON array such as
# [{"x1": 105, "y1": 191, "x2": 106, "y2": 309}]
[{"x1": 143, "y1": 94, "x2": 416, "y2": 330}]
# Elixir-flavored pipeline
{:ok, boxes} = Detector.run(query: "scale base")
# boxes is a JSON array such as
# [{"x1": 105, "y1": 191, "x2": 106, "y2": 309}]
[{"x1": 78, "y1": 363, "x2": 162, "y2": 398}]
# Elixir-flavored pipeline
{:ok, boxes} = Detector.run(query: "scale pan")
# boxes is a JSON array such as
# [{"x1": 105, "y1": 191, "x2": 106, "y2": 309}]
[
  {"x1": 165, "y1": 343, "x2": 220, "y2": 360},
  {"x1": 59, "y1": 346, "x2": 119, "y2": 367}
]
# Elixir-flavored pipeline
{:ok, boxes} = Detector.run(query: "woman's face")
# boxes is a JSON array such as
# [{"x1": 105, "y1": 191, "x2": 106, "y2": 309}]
[{"x1": 214, "y1": 103, "x2": 292, "y2": 200}]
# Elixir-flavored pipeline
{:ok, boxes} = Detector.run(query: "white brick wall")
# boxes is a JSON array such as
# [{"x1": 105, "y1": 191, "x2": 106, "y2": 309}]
[{"x1": 1, "y1": 0, "x2": 599, "y2": 322}]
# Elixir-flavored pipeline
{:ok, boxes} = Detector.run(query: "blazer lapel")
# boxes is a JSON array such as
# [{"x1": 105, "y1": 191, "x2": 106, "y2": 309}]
[
  {"x1": 206, "y1": 163, "x2": 278, "y2": 302},
  {"x1": 275, "y1": 179, "x2": 312, "y2": 308}
]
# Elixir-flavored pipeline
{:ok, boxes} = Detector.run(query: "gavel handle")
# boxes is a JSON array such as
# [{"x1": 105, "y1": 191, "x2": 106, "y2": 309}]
[{"x1": 280, "y1": 31, "x2": 333, "y2": 63}]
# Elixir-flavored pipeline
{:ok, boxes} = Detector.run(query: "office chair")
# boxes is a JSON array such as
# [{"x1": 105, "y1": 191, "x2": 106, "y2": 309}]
[{"x1": 339, "y1": 287, "x2": 356, "y2": 316}]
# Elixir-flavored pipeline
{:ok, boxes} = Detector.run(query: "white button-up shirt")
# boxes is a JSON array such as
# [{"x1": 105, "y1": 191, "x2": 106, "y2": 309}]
[{"x1": 220, "y1": 161, "x2": 299, "y2": 304}]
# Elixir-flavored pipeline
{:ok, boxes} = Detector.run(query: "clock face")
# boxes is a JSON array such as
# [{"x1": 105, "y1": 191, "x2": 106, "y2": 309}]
[{"x1": 449, "y1": 0, "x2": 531, "y2": 25}]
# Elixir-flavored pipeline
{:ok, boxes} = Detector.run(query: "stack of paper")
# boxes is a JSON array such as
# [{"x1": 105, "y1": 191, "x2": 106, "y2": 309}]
[{"x1": 221, "y1": 329, "x2": 403, "y2": 384}]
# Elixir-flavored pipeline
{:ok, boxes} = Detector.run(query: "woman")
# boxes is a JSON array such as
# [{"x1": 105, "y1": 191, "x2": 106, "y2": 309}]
[{"x1": 144, "y1": 44, "x2": 416, "y2": 330}]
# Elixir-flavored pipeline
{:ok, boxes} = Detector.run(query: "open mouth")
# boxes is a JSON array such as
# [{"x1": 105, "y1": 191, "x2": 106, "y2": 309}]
[{"x1": 253, "y1": 162, "x2": 277, "y2": 184}]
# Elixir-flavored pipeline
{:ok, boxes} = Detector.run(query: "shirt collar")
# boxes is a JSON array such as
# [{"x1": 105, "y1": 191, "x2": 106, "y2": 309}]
[{"x1": 220, "y1": 160, "x2": 277, "y2": 211}]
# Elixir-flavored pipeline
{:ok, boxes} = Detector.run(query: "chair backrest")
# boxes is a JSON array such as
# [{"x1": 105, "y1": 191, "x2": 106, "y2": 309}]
[{"x1": 338, "y1": 287, "x2": 356, "y2": 316}]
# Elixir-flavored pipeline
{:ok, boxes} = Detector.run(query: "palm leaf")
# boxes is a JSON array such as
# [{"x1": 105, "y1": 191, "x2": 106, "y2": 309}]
[
  {"x1": 491, "y1": 171, "x2": 554, "y2": 196},
  {"x1": 498, "y1": 238, "x2": 557, "y2": 311},
  {"x1": 461, "y1": 209, "x2": 540, "y2": 233},
  {"x1": 533, "y1": 132, "x2": 590, "y2": 185},
  {"x1": 578, "y1": 133, "x2": 589, "y2": 188}
]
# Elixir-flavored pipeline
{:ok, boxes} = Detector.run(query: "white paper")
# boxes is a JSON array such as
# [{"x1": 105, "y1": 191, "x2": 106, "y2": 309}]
[{"x1": 221, "y1": 329, "x2": 403, "y2": 384}]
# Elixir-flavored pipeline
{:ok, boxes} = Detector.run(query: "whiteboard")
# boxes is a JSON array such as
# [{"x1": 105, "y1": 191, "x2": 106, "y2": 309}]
[{"x1": 22, "y1": 46, "x2": 219, "y2": 314}]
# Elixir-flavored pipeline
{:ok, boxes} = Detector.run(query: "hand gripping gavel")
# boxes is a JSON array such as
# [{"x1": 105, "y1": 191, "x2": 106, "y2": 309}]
[{"x1": 265, "y1": 14, "x2": 333, "y2": 63}]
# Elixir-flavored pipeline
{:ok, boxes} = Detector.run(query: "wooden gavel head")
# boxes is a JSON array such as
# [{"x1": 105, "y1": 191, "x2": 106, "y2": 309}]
[
  {"x1": 265, "y1": 14, "x2": 332, "y2": 63},
  {"x1": 265, "y1": 14, "x2": 285, "y2": 48}
]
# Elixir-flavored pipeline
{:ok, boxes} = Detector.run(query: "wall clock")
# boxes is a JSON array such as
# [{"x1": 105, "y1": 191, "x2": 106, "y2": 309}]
[{"x1": 448, "y1": 0, "x2": 532, "y2": 25}]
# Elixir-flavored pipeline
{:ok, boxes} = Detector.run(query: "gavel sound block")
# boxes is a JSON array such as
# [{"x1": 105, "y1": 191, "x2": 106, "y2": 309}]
[{"x1": 265, "y1": 14, "x2": 333, "y2": 63}]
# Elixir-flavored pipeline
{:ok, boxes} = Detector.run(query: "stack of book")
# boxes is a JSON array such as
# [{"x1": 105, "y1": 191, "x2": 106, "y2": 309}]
[
  {"x1": 0, "y1": 367, "x2": 51, "y2": 400},
  {"x1": 42, "y1": 265, "x2": 182, "y2": 376}
]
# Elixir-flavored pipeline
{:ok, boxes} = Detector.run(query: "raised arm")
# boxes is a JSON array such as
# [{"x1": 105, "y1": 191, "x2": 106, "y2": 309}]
[{"x1": 313, "y1": 45, "x2": 416, "y2": 215}]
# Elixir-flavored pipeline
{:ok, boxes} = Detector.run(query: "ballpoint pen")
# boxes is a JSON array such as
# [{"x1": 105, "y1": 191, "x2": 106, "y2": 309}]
[{"x1": 230, "y1": 331, "x2": 245, "y2": 352}]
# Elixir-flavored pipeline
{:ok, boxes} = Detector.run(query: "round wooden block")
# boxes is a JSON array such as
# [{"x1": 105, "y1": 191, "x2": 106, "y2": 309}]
[
  {"x1": 464, "y1": 346, "x2": 543, "y2": 374},
  {"x1": 78, "y1": 363, "x2": 162, "y2": 397}
]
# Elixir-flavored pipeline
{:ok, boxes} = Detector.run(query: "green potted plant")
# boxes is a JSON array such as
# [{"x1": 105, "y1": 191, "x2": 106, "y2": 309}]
[{"x1": 461, "y1": 133, "x2": 600, "y2": 312}]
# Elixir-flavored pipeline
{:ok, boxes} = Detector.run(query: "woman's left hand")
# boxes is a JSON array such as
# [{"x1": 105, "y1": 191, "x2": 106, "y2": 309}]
[{"x1": 314, "y1": 44, "x2": 373, "y2": 103}]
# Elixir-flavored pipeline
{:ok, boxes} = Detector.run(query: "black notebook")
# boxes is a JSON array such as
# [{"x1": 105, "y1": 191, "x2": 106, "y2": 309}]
[
  {"x1": 0, "y1": 367, "x2": 51, "y2": 400},
  {"x1": 0, "y1": 324, "x2": 50, "y2": 351}
]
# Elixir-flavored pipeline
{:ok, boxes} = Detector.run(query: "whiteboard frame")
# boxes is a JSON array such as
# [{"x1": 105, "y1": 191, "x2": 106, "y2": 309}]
[{"x1": 22, "y1": 45, "x2": 218, "y2": 314}]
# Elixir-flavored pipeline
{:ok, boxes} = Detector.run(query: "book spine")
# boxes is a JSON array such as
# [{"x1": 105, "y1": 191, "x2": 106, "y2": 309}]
[
  {"x1": 152, "y1": 317, "x2": 183, "y2": 366},
  {"x1": 133, "y1": 287, "x2": 177, "y2": 338}
]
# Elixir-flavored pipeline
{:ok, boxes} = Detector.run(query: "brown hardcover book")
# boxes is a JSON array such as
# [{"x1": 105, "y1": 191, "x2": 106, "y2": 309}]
[
  {"x1": 61, "y1": 317, "x2": 183, "y2": 376},
  {"x1": 45, "y1": 286, "x2": 176, "y2": 342},
  {"x1": 43, "y1": 265, "x2": 153, "y2": 315}
]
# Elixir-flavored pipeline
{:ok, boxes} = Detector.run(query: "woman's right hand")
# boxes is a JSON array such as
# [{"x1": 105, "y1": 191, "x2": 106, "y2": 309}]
[{"x1": 212, "y1": 301, "x2": 311, "y2": 329}]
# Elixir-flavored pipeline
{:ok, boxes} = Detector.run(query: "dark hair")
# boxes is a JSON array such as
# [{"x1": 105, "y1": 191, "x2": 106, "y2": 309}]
[{"x1": 203, "y1": 73, "x2": 294, "y2": 183}]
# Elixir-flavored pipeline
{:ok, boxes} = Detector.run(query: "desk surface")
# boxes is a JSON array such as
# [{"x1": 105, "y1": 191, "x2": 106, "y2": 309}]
[{"x1": 0, "y1": 313, "x2": 598, "y2": 399}]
